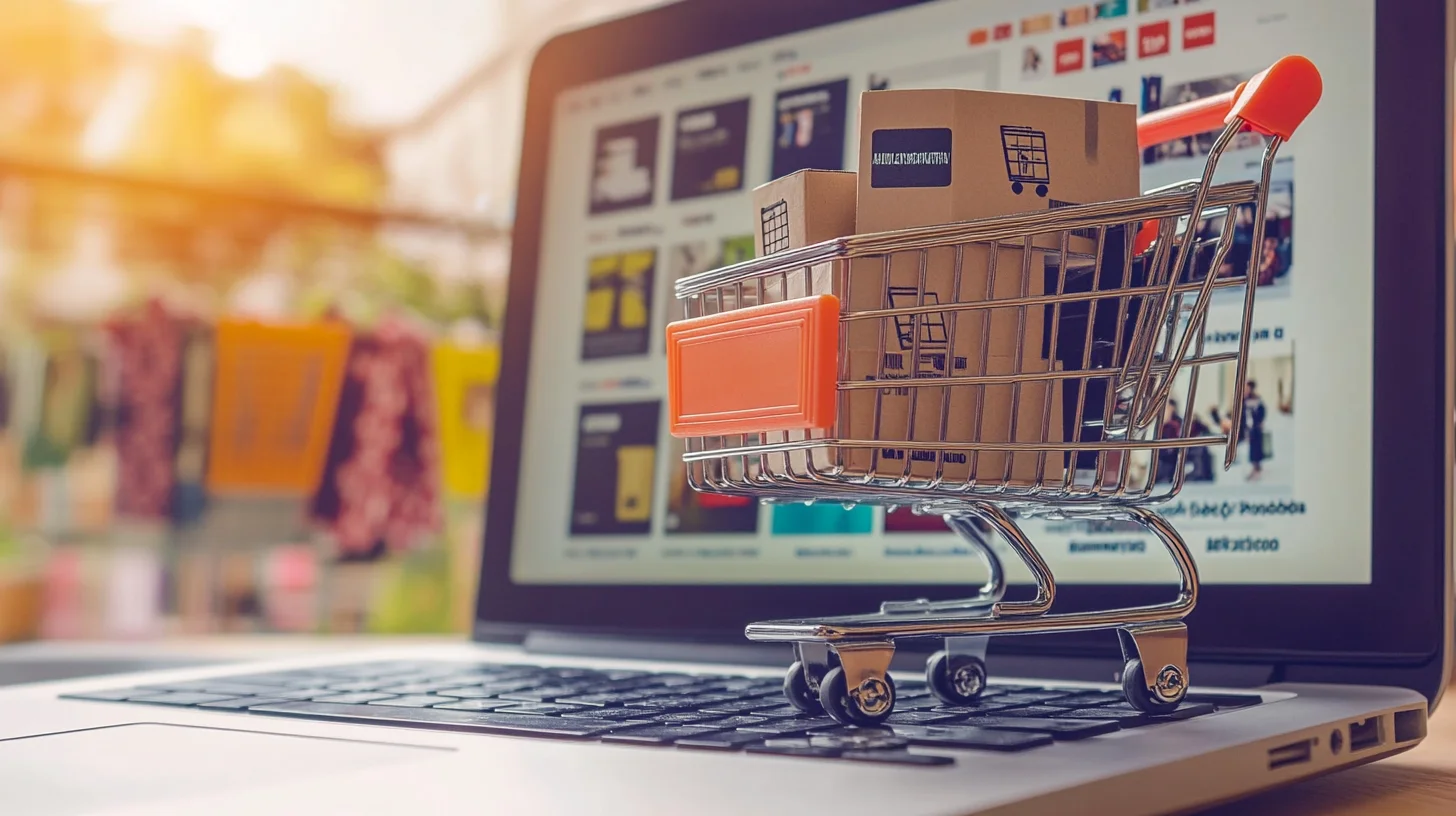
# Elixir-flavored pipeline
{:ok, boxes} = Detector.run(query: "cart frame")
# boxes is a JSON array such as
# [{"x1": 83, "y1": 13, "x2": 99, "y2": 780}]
[{"x1": 665, "y1": 57, "x2": 1322, "y2": 725}]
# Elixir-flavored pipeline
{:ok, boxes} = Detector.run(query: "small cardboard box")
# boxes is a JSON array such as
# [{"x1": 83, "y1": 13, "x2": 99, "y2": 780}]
[
  {"x1": 751, "y1": 169, "x2": 857, "y2": 300},
  {"x1": 843, "y1": 88, "x2": 1139, "y2": 484},
  {"x1": 753, "y1": 169, "x2": 858, "y2": 256}
]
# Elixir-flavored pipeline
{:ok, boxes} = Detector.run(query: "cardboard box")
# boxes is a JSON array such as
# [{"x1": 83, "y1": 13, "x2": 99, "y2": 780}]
[
  {"x1": 751, "y1": 169, "x2": 857, "y2": 300},
  {"x1": 842, "y1": 88, "x2": 1139, "y2": 485}
]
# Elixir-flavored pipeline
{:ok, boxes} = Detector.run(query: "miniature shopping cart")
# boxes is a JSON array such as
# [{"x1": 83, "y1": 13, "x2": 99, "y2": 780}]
[{"x1": 665, "y1": 57, "x2": 1322, "y2": 726}]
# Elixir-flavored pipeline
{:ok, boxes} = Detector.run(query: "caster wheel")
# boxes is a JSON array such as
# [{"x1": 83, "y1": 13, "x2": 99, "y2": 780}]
[
  {"x1": 782, "y1": 661, "x2": 823, "y2": 715},
  {"x1": 819, "y1": 666, "x2": 896, "y2": 726},
  {"x1": 1121, "y1": 658, "x2": 1187, "y2": 715},
  {"x1": 1035, "y1": 184, "x2": 1049, "y2": 197},
  {"x1": 925, "y1": 650, "x2": 987, "y2": 705},
  {"x1": 1011, "y1": 181, "x2": 1025, "y2": 195}
]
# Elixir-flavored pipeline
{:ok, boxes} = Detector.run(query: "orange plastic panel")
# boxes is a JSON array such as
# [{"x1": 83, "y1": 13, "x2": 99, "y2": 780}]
[
  {"x1": 1225, "y1": 55, "x2": 1323, "y2": 141},
  {"x1": 667, "y1": 295, "x2": 840, "y2": 438}
]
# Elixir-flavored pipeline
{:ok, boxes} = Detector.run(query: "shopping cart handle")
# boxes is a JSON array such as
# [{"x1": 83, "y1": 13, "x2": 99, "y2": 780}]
[{"x1": 1136, "y1": 55, "x2": 1323, "y2": 148}]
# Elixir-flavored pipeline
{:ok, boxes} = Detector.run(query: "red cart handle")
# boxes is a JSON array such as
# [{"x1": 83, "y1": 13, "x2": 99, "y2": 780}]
[
  {"x1": 1136, "y1": 55, "x2": 1323, "y2": 148},
  {"x1": 1132, "y1": 56, "x2": 1322, "y2": 253}
]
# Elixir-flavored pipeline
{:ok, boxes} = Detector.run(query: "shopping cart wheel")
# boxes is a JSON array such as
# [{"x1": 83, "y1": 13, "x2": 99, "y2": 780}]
[
  {"x1": 1121, "y1": 658, "x2": 1187, "y2": 715},
  {"x1": 1035, "y1": 184, "x2": 1048, "y2": 197},
  {"x1": 782, "y1": 660, "x2": 824, "y2": 715},
  {"x1": 925, "y1": 650, "x2": 987, "y2": 706},
  {"x1": 1011, "y1": 181, "x2": 1024, "y2": 195},
  {"x1": 819, "y1": 666, "x2": 896, "y2": 726}
]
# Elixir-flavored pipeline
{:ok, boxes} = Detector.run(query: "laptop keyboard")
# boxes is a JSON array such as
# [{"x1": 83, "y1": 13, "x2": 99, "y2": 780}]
[{"x1": 62, "y1": 660, "x2": 1261, "y2": 766}]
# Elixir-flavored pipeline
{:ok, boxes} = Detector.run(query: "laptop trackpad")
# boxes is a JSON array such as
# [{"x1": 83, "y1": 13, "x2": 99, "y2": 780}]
[{"x1": 0, "y1": 722, "x2": 442, "y2": 816}]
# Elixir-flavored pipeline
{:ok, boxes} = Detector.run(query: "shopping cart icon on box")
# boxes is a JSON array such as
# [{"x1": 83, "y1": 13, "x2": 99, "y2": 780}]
[{"x1": 1001, "y1": 125, "x2": 1050, "y2": 197}]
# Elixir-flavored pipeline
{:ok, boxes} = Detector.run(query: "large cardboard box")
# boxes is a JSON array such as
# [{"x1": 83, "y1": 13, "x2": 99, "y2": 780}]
[{"x1": 844, "y1": 89, "x2": 1140, "y2": 485}]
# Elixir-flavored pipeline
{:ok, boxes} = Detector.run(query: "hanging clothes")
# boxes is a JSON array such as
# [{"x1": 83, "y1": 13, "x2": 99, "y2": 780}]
[
  {"x1": 310, "y1": 318, "x2": 442, "y2": 558},
  {"x1": 108, "y1": 302, "x2": 185, "y2": 520}
]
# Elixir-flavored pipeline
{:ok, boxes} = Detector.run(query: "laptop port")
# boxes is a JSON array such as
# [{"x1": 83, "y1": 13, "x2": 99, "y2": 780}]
[
  {"x1": 1349, "y1": 717, "x2": 1382, "y2": 751},
  {"x1": 1267, "y1": 738, "x2": 1314, "y2": 770},
  {"x1": 1393, "y1": 709, "x2": 1426, "y2": 743}
]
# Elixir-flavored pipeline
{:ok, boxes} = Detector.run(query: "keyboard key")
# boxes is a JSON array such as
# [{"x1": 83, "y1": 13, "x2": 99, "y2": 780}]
[
  {"x1": 747, "y1": 705, "x2": 803, "y2": 718},
  {"x1": 623, "y1": 695, "x2": 705, "y2": 711},
  {"x1": 601, "y1": 671, "x2": 652, "y2": 682},
  {"x1": 216, "y1": 673, "x2": 328, "y2": 688},
  {"x1": 958, "y1": 716, "x2": 1120, "y2": 740},
  {"x1": 1054, "y1": 691, "x2": 1126, "y2": 707},
  {"x1": 376, "y1": 684, "x2": 450, "y2": 696},
  {"x1": 1183, "y1": 692, "x2": 1262, "y2": 708},
  {"x1": 249, "y1": 702, "x2": 620, "y2": 738},
  {"x1": 601, "y1": 725, "x2": 734, "y2": 746},
  {"x1": 889, "y1": 724, "x2": 1054, "y2": 752},
  {"x1": 433, "y1": 700, "x2": 520, "y2": 712},
  {"x1": 1056, "y1": 708, "x2": 1153, "y2": 726},
  {"x1": 993, "y1": 691, "x2": 1077, "y2": 706},
  {"x1": 736, "y1": 718, "x2": 837, "y2": 736},
  {"x1": 543, "y1": 668, "x2": 601, "y2": 680},
  {"x1": 555, "y1": 693, "x2": 631, "y2": 707},
  {"x1": 700, "y1": 701, "x2": 780, "y2": 716},
  {"x1": 197, "y1": 696, "x2": 295, "y2": 710},
  {"x1": 141, "y1": 682, "x2": 289, "y2": 697},
  {"x1": 887, "y1": 711, "x2": 962, "y2": 725},
  {"x1": 493, "y1": 703, "x2": 588, "y2": 716},
  {"x1": 269, "y1": 688, "x2": 341, "y2": 701},
  {"x1": 842, "y1": 750, "x2": 955, "y2": 766},
  {"x1": 62, "y1": 689, "x2": 139, "y2": 702},
  {"x1": 808, "y1": 729, "x2": 909, "y2": 751},
  {"x1": 368, "y1": 696, "x2": 460, "y2": 708},
  {"x1": 313, "y1": 693, "x2": 398, "y2": 705},
  {"x1": 435, "y1": 687, "x2": 502, "y2": 699},
  {"x1": 1096, "y1": 702, "x2": 1216, "y2": 722},
  {"x1": 124, "y1": 692, "x2": 239, "y2": 707},
  {"x1": 559, "y1": 708, "x2": 658, "y2": 722},
  {"x1": 647, "y1": 712, "x2": 722, "y2": 725},
  {"x1": 497, "y1": 686, "x2": 594, "y2": 702},
  {"x1": 472, "y1": 681, "x2": 543, "y2": 695},
  {"x1": 674, "y1": 731, "x2": 770, "y2": 751},
  {"x1": 745, "y1": 742, "x2": 842, "y2": 759},
  {"x1": 702, "y1": 716, "x2": 773, "y2": 729},
  {"x1": 995, "y1": 705, "x2": 1078, "y2": 718},
  {"x1": 717, "y1": 679, "x2": 775, "y2": 692},
  {"x1": 570, "y1": 679, "x2": 659, "y2": 696},
  {"x1": 327, "y1": 681, "x2": 387, "y2": 693}
]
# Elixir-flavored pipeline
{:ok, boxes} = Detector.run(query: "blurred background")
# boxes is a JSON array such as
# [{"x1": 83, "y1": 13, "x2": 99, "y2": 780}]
[{"x1": 0, "y1": 0, "x2": 661, "y2": 643}]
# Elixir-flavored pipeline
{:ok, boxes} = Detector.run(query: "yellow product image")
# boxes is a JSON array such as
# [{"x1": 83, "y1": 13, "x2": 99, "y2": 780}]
[
  {"x1": 616, "y1": 250, "x2": 656, "y2": 330},
  {"x1": 584, "y1": 254, "x2": 624, "y2": 333},
  {"x1": 617, "y1": 287, "x2": 648, "y2": 330},
  {"x1": 614, "y1": 444, "x2": 656, "y2": 523}
]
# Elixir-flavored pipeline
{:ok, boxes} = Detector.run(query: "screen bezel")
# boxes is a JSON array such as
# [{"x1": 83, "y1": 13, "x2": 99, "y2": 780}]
[{"x1": 481, "y1": 0, "x2": 1451, "y2": 678}]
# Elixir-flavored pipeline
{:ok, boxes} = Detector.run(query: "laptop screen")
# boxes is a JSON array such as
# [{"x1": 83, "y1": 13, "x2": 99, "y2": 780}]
[{"x1": 512, "y1": 0, "x2": 1374, "y2": 588}]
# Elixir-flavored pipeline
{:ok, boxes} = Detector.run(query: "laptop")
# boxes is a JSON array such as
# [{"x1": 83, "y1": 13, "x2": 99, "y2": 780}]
[{"x1": 2, "y1": 1, "x2": 1449, "y2": 813}]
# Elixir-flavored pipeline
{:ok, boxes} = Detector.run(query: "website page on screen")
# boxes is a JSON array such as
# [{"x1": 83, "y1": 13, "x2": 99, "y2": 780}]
[{"x1": 514, "y1": 0, "x2": 1374, "y2": 586}]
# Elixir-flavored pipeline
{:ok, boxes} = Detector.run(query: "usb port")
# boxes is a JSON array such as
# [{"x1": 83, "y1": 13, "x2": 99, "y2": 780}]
[
  {"x1": 1350, "y1": 717, "x2": 1383, "y2": 751},
  {"x1": 1267, "y1": 738, "x2": 1314, "y2": 769}
]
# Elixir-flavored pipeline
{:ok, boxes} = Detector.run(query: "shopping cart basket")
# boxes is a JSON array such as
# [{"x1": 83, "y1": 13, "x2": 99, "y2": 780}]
[{"x1": 663, "y1": 56, "x2": 1323, "y2": 726}]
